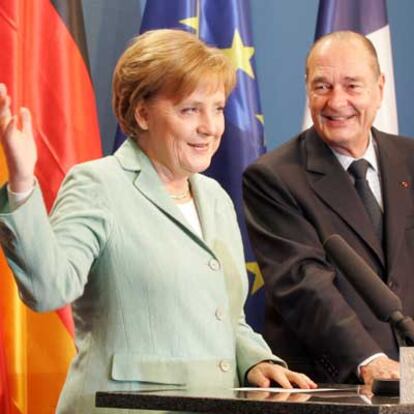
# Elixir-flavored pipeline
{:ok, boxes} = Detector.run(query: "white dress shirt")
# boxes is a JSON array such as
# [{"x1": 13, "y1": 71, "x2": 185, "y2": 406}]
[{"x1": 177, "y1": 198, "x2": 203, "y2": 239}]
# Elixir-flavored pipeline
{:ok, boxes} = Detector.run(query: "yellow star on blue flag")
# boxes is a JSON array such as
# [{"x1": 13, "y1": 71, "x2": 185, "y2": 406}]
[
  {"x1": 222, "y1": 29, "x2": 255, "y2": 78},
  {"x1": 246, "y1": 262, "x2": 264, "y2": 294}
]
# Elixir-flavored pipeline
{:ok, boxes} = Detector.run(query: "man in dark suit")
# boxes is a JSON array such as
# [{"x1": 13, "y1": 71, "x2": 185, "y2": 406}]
[{"x1": 243, "y1": 31, "x2": 414, "y2": 385}]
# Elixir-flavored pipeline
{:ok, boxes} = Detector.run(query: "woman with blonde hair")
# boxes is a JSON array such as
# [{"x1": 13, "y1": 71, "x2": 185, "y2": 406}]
[{"x1": 0, "y1": 29, "x2": 315, "y2": 413}]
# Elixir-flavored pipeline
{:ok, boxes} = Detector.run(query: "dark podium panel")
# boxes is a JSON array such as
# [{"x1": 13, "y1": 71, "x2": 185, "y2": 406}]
[{"x1": 96, "y1": 386, "x2": 414, "y2": 413}]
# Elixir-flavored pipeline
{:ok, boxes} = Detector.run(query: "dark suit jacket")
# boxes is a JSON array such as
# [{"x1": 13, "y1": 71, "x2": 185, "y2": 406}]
[{"x1": 243, "y1": 127, "x2": 414, "y2": 383}]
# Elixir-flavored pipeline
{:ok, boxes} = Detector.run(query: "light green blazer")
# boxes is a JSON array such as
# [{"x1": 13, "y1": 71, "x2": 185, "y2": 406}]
[{"x1": 0, "y1": 138, "x2": 283, "y2": 413}]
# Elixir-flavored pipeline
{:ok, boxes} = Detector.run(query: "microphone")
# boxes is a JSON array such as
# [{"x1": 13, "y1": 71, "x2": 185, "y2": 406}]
[
  {"x1": 323, "y1": 234, "x2": 414, "y2": 396},
  {"x1": 323, "y1": 234, "x2": 414, "y2": 345}
]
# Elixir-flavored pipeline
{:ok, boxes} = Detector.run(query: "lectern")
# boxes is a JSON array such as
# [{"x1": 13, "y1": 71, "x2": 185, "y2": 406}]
[{"x1": 96, "y1": 386, "x2": 414, "y2": 413}]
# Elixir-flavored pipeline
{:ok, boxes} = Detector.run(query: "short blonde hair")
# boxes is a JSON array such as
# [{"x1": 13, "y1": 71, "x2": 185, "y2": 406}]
[{"x1": 113, "y1": 29, "x2": 236, "y2": 138}]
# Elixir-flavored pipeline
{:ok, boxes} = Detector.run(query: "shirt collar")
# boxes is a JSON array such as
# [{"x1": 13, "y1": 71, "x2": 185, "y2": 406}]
[{"x1": 330, "y1": 132, "x2": 379, "y2": 173}]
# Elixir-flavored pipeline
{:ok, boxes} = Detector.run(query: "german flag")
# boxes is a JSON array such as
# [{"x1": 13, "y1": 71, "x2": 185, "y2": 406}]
[{"x1": 0, "y1": 1, "x2": 102, "y2": 412}]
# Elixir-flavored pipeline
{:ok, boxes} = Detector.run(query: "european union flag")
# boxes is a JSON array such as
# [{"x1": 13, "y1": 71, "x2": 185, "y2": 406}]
[{"x1": 114, "y1": 0, "x2": 266, "y2": 331}]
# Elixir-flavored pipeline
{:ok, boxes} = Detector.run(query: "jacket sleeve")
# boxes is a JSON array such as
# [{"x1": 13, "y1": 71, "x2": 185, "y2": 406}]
[
  {"x1": 216, "y1": 189, "x2": 287, "y2": 382},
  {"x1": 242, "y1": 161, "x2": 383, "y2": 382},
  {"x1": 235, "y1": 311, "x2": 287, "y2": 384},
  {"x1": 0, "y1": 165, "x2": 113, "y2": 311}
]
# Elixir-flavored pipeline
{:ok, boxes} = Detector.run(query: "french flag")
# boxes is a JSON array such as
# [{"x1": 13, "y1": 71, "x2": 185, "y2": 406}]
[{"x1": 303, "y1": 0, "x2": 398, "y2": 134}]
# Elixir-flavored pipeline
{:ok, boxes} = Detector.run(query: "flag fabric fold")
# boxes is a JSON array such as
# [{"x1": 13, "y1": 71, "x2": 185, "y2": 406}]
[
  {"x1": 0, "y1": 1, "x2": 102, "y2": 412},
  {"x1": 303, "y1": 0, "x2": 398, "y2": 134},
  {"x1": 0, "y1": 318, "x2": 10, "y2": 414},
  {"x1": 113, "y1": 0, "x2": 267, "y2": 331}
]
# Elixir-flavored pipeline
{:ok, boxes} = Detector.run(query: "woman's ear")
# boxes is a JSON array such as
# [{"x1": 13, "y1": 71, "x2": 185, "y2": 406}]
[{"x1": 134, "y1": 101, "x2": 149, "y2": 130}]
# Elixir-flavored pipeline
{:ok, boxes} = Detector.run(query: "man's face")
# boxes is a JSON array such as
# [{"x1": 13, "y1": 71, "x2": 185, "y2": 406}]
[{"x1": 306, "y1": 38, "x2": 384, "y2": 157}]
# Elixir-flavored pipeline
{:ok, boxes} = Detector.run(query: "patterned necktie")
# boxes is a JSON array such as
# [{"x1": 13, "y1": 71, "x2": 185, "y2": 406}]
[{"x1": 348, "y1": 159, "x2": 383, "y2": 241}]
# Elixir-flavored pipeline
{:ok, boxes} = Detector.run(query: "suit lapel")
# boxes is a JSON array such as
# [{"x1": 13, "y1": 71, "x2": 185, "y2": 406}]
[
  {"x1": 189, "y1": 174, "x2": 215, "y2": 247},
  {"x1": 114, "y1": 138, "x2": 218, "y2": 258},
  {"x1": 305, "y1": 128, "x2": 384, "y2": 266},
  {"x1": 374, "y1": 129, "x2": 412, "y2": 277}
]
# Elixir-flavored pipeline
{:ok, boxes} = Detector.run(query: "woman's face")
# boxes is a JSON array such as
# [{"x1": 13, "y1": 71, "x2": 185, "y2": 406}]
[{"x1": 135, "y1": 85, "x2": 226, "y2": 181}]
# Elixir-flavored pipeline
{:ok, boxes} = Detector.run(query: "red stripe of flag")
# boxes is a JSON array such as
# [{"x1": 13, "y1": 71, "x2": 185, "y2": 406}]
[{"x1": 0, "y1": 1, "x2": 102, "y2": 412}]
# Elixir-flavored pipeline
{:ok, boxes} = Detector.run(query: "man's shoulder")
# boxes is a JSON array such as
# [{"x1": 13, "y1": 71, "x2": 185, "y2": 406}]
[
  {"x1": 248, "y1": 129, "x2": 309, "y2": 171},
  {"x1": 374, "y1": 128, "x2": 414, "y2": 148},
  {"x1": 374, "y1": 128, "x2": 414, "y2": 164}
]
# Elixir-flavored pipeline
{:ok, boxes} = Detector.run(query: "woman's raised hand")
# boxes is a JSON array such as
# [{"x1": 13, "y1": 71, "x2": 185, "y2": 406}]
[{"x1": 0, "y1": 83, "x2": 37, "y2": 192}]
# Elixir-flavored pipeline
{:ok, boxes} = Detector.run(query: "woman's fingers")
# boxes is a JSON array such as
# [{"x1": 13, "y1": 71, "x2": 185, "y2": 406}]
[
  {"x1": 286, "y1": 371, "x2": 317, "y2": 389},
  {"x1": 247, "y1": 362, "x2": 317, "y2": 390},
  {"x1": 3, "y1": 115, "x2": 16, "y2": 143},
  {"x1": 20, "y1": 107, "x2": 33, "y2": 137},
  {"x1": 0, "y1": 84, "x2": 12, "y2": 133}
]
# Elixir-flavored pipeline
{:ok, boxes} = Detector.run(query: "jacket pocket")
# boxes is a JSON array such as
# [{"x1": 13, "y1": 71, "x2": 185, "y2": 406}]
[{"x1": 111, "y1": 353, "x2": 188, "y2": 385}]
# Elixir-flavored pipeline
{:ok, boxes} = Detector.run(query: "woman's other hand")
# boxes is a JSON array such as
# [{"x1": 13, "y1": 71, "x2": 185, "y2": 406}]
[
  {"x1": 0, "y1": 83, "x2": 37, "y2": 192},
  {"x1": 247, "y1": 362, "x2": 317, "y2": 389}
]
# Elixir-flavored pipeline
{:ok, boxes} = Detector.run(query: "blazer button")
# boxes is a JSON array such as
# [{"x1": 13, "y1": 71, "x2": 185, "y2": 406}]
[
  {"x1": 215, "y1": 308, "x2": 224, "y2": 321},
  {"x1": 208, "y1": 258, "x2": 221, "y2": 271},
  {"x1": 219, "y1": 360, "x2": 230, "y2": 372}
]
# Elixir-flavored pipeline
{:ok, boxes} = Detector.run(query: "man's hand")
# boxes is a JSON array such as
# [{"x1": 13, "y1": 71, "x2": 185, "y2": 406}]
[
  {"x1": 360, "y1": 356, "x2": 400, "y2": 386},
  {"x1": 247, "y1": 362, "x2": 317, "y2": 389}
]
